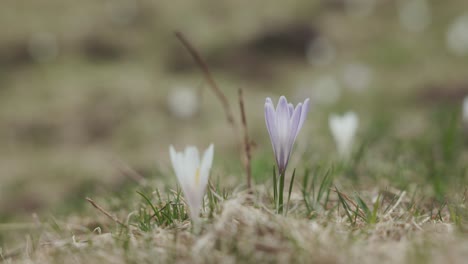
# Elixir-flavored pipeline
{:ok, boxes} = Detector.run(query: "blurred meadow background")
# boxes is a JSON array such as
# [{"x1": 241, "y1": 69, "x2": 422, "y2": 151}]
[{"x1": 1, "y1": 0, "x2": 468, "y2": 262}]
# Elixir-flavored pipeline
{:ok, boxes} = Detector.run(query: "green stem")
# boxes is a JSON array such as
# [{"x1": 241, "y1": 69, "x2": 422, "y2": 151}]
[
  {"x1": 278, "y1": 170, "x2": 285, "y2": 214},
  {"x1": 273, "y1": 166, "x2": 277, "y2": 211},
  {"x1": 285, "y1": 168, "x2": 296, "y2": 216}
]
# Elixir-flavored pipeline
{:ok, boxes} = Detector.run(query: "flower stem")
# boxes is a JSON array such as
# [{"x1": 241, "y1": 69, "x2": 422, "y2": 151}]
[
  {"x1": 285, "y1": 168, "x2": 296, "y2": 216},
  {"x1": 278, "y1": 170, "x2": 285, "y2": 214},
  {"x1": 273, "y1": 166, "x2": 277, "y2": 209}
]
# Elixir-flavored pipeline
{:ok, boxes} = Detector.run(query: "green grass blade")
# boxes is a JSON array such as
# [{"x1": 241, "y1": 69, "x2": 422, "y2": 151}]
[
  {"x1": 285, "y1": 168, "x2": 296, "y2": 216},
  {"x1": 370, "y1": 193, "x2": 381, "y2": 224},
  {"x1": 317, "y1": 168, "x2": 332, "y2": 205},
  {"x1": 302, "y1": 169, "x2": 312, "y2": 214},
  {"x1": 354, "y1": 194, "x2": 371, "y2": 222},
  {"x1": 137, "y1": 191, "x2": 159, "y2": 218}
]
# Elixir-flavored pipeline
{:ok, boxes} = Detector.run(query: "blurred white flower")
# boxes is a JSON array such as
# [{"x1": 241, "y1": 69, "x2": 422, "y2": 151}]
[
  {"x1": 345, "y1": 0, "x2": 376, "y2": 18},
  {"x1": 295, "y1": 76, "x2": 341, "y2": 107},
  {"x1": 446, "y1": 14, "x2": 468, "y2": 56},
  {"x1": 463, "y1": 96, "x2": 468, "y2": 123},
  {"x1": 169, "y1": 144, "x2": 214, "y2": 221},
  {"x1": 312, "y1": 76, "x2": 341, "y2": 105},
  {"x1": 329, "y1": 111, "x2": 359, "y2": 158},
  {"x1": 398, "y1": 0, "x2": 431, "y2": 33},
  {"x1": 342, "y1": 62, "x2": 373, "y2": 92},
  {"x1": 167, "y1": 86, "x2": 199, "y2": 119},
  {"x1": 306, "y1": 37, "x2": 336, "y2": 67},
  {"x1": 28, "y1": 32, "x2": 59, "y2": 63}
]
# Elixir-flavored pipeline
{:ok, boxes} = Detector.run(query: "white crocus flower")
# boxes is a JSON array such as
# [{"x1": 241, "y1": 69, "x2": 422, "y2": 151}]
[
  {"x1": 463, "y1": 96, "x2": 468, "y2": 123},
  {"x1": 169, "y1": 144, "x2": 214, "y2": 221},
  {"x1": 446, "y1": 14, "x2": 468, "y2": 56},
  {"x1": 329, "y1": 112, "x2": 359, "y2": 158}
]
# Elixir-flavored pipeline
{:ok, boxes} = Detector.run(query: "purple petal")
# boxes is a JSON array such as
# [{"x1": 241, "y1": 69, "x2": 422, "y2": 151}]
[
  {"x1": 265, "y1": 98, "x2": 277, "y2": 136},
  {"x1": 276, "y1": 96, "x2": 290, "y2": 129},
  {"x1": 288, "y1": 103, "x2": 303, "y2": 146},
  {"x1": 265, "y1": 98, "x2": 279, "y2": 154},
  {"x1": 276, "y1": 96, "x2": 291, "y2": 172},
  {"x1": 266, "y1": 97, "x2": 274, "y2": 106},
  {"x1": 288, "y1": 103, "x2": 294, "y2": 117},
  {"x1": 276, "y1": 96, "x2": 287, "y2": 112}
]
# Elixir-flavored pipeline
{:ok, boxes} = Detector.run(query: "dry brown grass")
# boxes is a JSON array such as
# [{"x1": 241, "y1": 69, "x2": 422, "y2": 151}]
[{"x1": 2, "y1": 186, "x2": 466, "y2": 264}]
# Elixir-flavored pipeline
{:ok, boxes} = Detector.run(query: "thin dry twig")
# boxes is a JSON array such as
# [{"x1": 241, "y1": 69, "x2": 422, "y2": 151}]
[
  {"x1": 85, "y1": 197, "x2": 128, "y2": 228},
  {"x1": 111, "y1": 158, "x2": 147, "y2": 186},
  {"x1": 174, "y1": 31, "x2": 238, "y2": 131},
  {"x1": 238, "y1": 88, "x2": 252, "y2": 190},
  {"x1": 174, "y1": 31, "x2": 255, "y2": 189}
]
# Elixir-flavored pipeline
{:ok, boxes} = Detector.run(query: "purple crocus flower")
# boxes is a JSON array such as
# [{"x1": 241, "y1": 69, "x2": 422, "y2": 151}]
[{"x1": 265, "y1": 96, "x2": 310, "y2": 175}]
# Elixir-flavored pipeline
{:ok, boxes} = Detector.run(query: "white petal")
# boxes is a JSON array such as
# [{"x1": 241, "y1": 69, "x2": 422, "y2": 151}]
[
  {"x1": 183, "y1": 187, "x2": 201, "y2": 220},
  {"x1": 297, "y1": 98, "x2": 310, "y2": 130},
  {"x1": 169, "y1": 145, "x2": 178, "y2": 171},
  {"x1": 170, "y1": 146, "x2": 197, "y2": 219},
  {"x1": 200, "y1": 143, "x2": 214, "y2": 189},
  {"x1": 183, "y1": 146, "x2": 200, "y2": 184},
  {"x1": 329, "y1": 112, "x2": 359, "y2": 158},
  {"x1": 169, "y1": 145, "x2": 183, "y2": 182},
  {"x1": 184, "y1": 145, "x2": 200, "y2": 165},
  {"x1": 464, "y1": 96, "x2": 468, "y2": 121}
]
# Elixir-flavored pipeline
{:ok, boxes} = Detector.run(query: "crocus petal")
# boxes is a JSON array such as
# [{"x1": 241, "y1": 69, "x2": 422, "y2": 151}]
[
  {"x1": 265, "y1": 98, "x2": 279, "y2": 152},
  {"x1": 276, "y1": 96, "x2": 291, "y2": 170},
  {"x1": 276, "y1": 98, "x2": 290, "y2": 140},
  {"x1": 345, "y1": 112, "x2": 358, "y2": 135},
  {"x1": 329, "y1": 112, "x2": 359, "y2": 158},
  {"x1": 297, "y1": 98, "x2": 310, "y2": 131},
  {"x1": 184, "y1": 146, "x2": 200, "y2": 185},
  {"x1": 200, "y1": 144, "x2": 214, "y2": 189},
  {"x1": 173, "y1": 146, "x2": 194, "y2": 194},
  {"x1": 169, "y1": 146, "x2": 198, "y2": 219},
  {"x1": 463, "y1": 96, "x2": 468, "y2": 121},
  {"x1": 288, "y1": 103, "x2": 303, "y2": 147},
  {"x1": 288, "y1": 103, "x2": 294, "y2": 117},
  {"x1": 276, "y1": 96, "x2": 290, "y2": 121},
  {"x1": 169, "y1": 145, "x2": 183, "y2": 183},
  {"x1": 169, "y1": 145, "x2": 178, "y2": 173},
  {"x1": 185, "y1": 189, "x2": 202, "y2": 221}
]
